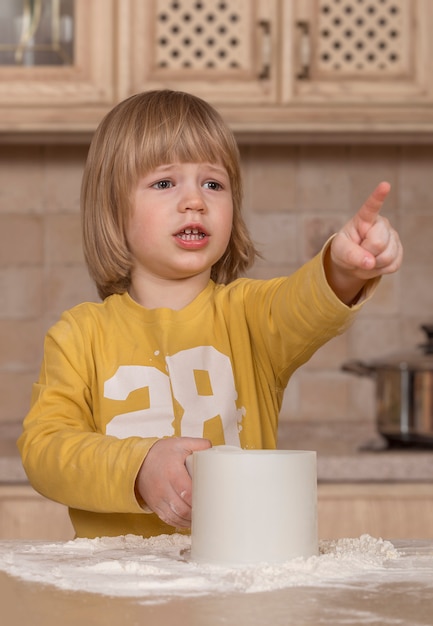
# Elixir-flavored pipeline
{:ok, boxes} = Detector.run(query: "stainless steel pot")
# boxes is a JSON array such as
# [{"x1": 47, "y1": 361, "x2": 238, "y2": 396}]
[{"x1": 342, "y1": 325, "x2": 433, "y2": 446}]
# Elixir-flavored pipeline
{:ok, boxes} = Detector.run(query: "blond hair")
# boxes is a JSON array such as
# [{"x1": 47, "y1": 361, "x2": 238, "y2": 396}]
[{"x1": 81, "y1": 90, "x2": 258, "y2": 300}]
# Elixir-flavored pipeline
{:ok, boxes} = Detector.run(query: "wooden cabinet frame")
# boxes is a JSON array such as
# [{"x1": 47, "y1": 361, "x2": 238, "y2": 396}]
[
  {"x1": 0, "y1": 0, "x2": 433, "y2": 139},
  {"x1": 0, "y1": 0, "x2": 114, "y2": 132},
  {"x1": 116, "y1": 0, "x2": 280, "y2": 105},
  {"x1": 287, "y1": 0, "x2": 433, "y2": 104}
]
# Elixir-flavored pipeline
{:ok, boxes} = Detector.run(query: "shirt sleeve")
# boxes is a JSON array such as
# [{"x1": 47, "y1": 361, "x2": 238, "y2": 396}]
[
  {"x1": 17, "y1": 318, "x2": 158, "y2": 515},
  {"x1": 242, "y1": 239, "x2": 379, "y2": 389}
]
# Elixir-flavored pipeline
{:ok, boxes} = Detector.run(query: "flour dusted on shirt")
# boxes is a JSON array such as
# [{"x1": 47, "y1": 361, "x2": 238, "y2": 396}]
[{"x1": 0, "y1": 534, "x2": 402, "y2": 599}]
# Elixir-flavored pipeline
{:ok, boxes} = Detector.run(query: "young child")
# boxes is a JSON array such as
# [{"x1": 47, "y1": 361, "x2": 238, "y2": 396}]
[{"x1": 18, "y1": 90, "x2": 402, "y2": 539}]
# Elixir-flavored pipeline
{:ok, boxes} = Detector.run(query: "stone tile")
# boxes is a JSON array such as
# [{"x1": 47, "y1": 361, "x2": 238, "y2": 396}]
[
  {"x1": 304, "y1": 333, "x2": 349, "y2": 370},
  {"x1": 347, "y1": 376, "x2": 376, "y2": 421},
  {"x1": 401, "y1": 318, "x2": 433, "y2": 352},
  {"x1": 44, "y1": 145, "x2": 87, "y2": 213},
  {"x1": 0, "y1": 371, "x2": 36, "y2": 423},
  {"x1": 0, "y1": 320, "x2": 45, "y2": 371},
  {"x1": 247, "y1": 212, "x2": 298, "y2": 265},
  {"x1": 246, "y1": 263, "x2": 297, "y2": 280},
  {"x1": 0, "y1": 215, "x2": 43, "y2": 267},
  {"x1": 279, "y1": 369, "x2": 301, "y2": 423},
  {"x1": 399, "y1": 146, "x2": 433, "y2": 213},
  {"x1": 297, "y1": 371, "x2": 350, "y2": 421},
  {"x1": 242, "y1": 145, "x2": 296, "y2": 212},
  {"x1": 400, "y1": 213, "x2": 433, "y2": 265},
  {"x1": 347, "y1": 317, "x2": 402, "y2": 360},
  {"x1": 45, "y1": 214, "x2": 84, "y2": 265},
  {"x1": 301, "y1": 214, "x2": 346, "y2": 262},
  {"x1": 349, "y1": 145, "x2": 400, "y2": 213},
  {"x1": 0, "y1": 146, "x2": 44, "y2": 213},
  {"x1": 43, "y1": 265, "x2": 99, "y2": 317},
  {"x1": 246, "y1": 263, "x2": 299, "y2": 280},
  {"x1": 399, "y1": 264, "x2": 433, "y2": 317},
  {"x1": 296, "y1": 145, "x2": 351, "y2": 212},
  {"x1": 0, "y1": 268, "x2": 43, "y2": 319},
  {"x1": 355, "y1": 272, "x2": 401, "y2": 317}
]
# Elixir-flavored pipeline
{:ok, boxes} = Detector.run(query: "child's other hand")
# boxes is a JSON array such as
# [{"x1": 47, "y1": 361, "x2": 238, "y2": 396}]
[
  {"x1": 327, "y1": 181, "x2": 403, "y2": 304},
  {"x1": 136, "y1": 436, "x2": 211, "y2": 528}
]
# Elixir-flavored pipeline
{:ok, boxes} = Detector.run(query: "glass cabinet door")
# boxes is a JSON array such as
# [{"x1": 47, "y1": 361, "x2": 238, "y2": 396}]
[
  {"x1": 0, "y1": 0, "x2": 114, "y2": 121},
  {"x1": 0, "y1": 0, "x2": 74, "y2": 67}
]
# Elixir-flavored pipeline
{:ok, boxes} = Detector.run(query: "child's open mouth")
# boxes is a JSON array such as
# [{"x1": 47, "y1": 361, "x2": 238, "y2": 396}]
[{"x1": 176, "y1": 228, "x2": 207, "y2": 241}]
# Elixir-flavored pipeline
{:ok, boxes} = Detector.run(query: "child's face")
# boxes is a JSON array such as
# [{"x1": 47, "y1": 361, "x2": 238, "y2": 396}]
[{"x1": 127, "y1": 161, "x2": 233, "y2": 286}]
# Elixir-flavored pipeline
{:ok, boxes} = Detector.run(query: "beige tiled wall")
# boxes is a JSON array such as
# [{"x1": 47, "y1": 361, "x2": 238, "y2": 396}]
[{"x1": 1, "y1": 142, "x2": 432, "y2": 428}]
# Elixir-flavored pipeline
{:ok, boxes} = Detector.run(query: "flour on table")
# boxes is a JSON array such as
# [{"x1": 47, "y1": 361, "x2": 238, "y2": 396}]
[{"x1": 0, "y1": 533, "x2": 407, "y2": 599}]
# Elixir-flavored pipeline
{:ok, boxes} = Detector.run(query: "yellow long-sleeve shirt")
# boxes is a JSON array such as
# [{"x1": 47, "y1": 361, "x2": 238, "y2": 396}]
[{"x1": 18, "y1": 248, "x2": 373, "y2": 538}]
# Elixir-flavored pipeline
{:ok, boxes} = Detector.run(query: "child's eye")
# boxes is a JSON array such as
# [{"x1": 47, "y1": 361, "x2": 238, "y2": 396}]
[
  {"x1": 152, "y1": 180, "x2": 172, "y2": 189},
  {"x1": 204, "y1": 181, "x2": 222, "y2": 191}
]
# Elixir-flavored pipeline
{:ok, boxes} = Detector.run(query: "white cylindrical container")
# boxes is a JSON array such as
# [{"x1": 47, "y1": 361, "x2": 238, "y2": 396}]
[{"x1": 187, "y1": 447, "x2": 318, "y2": 565}]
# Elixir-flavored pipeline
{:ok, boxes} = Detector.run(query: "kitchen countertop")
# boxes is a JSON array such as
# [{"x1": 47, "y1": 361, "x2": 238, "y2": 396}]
[
  {"x1": 277, "y1": 420, "x2": 433, "y2": 482},
  {"x1": 1, "y1": 420, "x2": 432, "y2": 485},
  {"x1": 1, "y1": 539, "x2": 433, "y2": 626}
]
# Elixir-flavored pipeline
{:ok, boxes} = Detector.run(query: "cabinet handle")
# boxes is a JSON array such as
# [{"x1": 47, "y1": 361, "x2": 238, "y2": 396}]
[
  {"x1": 258, "y1": 19, "x2": 271, "y2": 80},
  {"x1": 296, "y1": 20, "x2": 310, "y2": 80}
]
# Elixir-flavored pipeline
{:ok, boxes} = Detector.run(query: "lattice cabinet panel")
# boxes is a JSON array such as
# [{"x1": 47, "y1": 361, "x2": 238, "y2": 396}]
[
  {"x1": 288, "y1": 0, "x2": 433, "y2": 103},
  {"x1": 118, "y1": 0, "x2": 280, "y2": 105},
  {"x1": 314, "y1": 0, "x2": 409, "y2": 78},
  {"x1": 154, "y1": 0, "x2": 250, "y2": 73}
]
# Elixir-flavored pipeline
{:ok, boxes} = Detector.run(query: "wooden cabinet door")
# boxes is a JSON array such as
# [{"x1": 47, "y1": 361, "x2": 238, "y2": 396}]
[
  {"x1": 318, "y1": 483, "x2": 433, "y2": 540},
  {"x1": 117, "y1": 0, "x2": 280, "y2": 105},
  {"x1": 0, "y1": 486, "x2": 74, "y2": 541},
  {"x1": 286, "y1": 0, "x2": 433, "y2": 104},
  {"x1": 0, "y1": 0, "x2": 115, "y2": 131}
]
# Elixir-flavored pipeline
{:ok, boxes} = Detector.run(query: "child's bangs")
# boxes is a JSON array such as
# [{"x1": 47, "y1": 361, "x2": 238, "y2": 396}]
[
  {"x1": 137, "y1": 114, "x2": 232, "y2": 175},
  {"x1": 171, "y1": 122, "x2": 228, "y2": 165}
]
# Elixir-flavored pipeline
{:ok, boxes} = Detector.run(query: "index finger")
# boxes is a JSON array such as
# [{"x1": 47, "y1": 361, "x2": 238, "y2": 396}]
[{"x1": 357, "y1": 181, "x2": 391, "y2": 227}]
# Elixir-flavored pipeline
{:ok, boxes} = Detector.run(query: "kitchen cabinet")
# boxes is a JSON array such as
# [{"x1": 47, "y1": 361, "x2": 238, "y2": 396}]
[
  {"x1": 118, "y1": 0, "x2": 433, "y2": 136},
  {"x1": 318, "y1": 482, "x2": 433, "y2": 540},
  {"x1": 0, "y1": 0, "x2": 115, "y2": 134},
  {"x1": 288, "y1": 0, "x2": 432, "y2": 104},
  {"x1": 229, "y1": 0, "x2": 433, "y2": 135},
  {"x1": 119, "y1": 0, "x2": 433, "y2": 104},
  {"x1": 117, "y1": 0, "x2": 279, "y2": 106},
  {"x1": 1, "y1": 482, "x2": 433, "y2": 541},
  {"x1": 1, "y1": 0, "x2": 433, "y2": 138},
  {"x1": 0, "y1": 485, "x2": 74, "y2": 540},
  {"x1": 119, "y1": 0, "x2": 433, "y2": 135}
]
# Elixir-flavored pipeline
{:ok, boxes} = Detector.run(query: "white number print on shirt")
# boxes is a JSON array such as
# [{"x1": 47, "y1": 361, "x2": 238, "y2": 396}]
[{"x1": 104, "y1": 346, "x2": 243, "y2": 445}]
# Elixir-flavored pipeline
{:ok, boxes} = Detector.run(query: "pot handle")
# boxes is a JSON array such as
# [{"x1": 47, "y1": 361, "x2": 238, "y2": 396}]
[
  {"x1": 420, "y1": 324, "x2": 433, "y2": 354},
  {"x1": 341, "y1": 360, "x2": 375, "y2": 377}
]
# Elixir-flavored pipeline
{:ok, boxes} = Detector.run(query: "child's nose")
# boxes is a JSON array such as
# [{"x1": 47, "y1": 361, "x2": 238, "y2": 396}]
[{"x1": 179, "y1": 188, "x2": 206, "y2": 212}]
